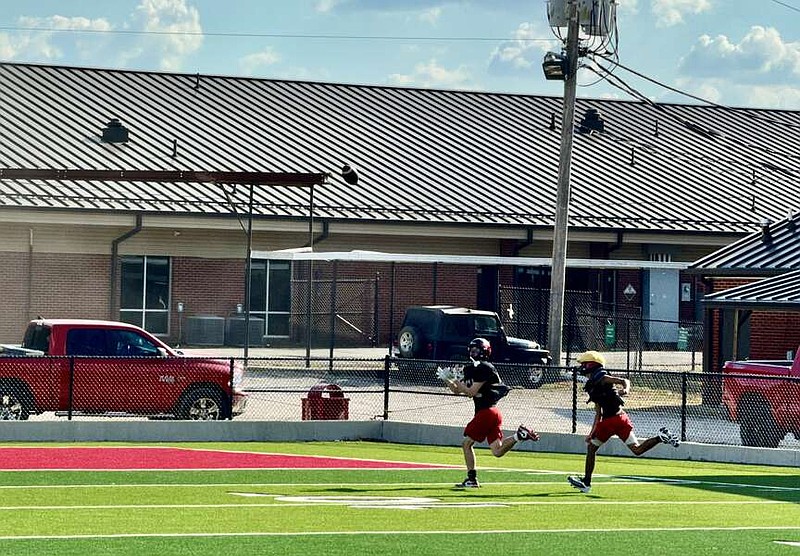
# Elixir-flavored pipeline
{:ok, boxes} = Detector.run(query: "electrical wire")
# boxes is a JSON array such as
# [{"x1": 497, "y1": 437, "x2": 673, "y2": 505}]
[
  {"x1": 582, "y1": 60, "x2": 800, "y2": 182},
  {"x1": 593, "y1": 52, "x2": 800, "y2": 132},
  {"x1": 769, "y1": 0, "x2": 800, "y2": 13},
  {"x1": 0, "y1": 25, "x2": 554, "y2": 43}
]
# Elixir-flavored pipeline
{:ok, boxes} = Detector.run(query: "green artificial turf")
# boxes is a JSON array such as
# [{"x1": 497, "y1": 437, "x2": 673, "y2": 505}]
[{"x1": 0, "y1": 441, "x2": 795, "y2": 555}]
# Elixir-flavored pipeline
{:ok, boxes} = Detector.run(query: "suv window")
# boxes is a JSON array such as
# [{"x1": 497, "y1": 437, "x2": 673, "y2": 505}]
[
  {"x1": 475, "y1": 315, "x2": 500, "y2": 335},
  {"x1": 404, "y1": 309, "x2": 438, "y2": 337},
  {"x1": 442, "y1": 315, "x2": 472, "y2": 340}
]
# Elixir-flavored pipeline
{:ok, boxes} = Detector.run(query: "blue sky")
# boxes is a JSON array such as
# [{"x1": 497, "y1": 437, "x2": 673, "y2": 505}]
[{"x1": 0, "y1": 0, "x2": 798, "y2": 109}]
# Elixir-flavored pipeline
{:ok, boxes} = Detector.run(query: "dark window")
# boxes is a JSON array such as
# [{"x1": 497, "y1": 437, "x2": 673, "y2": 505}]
[
  {"x1": 250, "y1": 259, "x2": 292, "y2": 337},
  {"x1": 66, "y1": 329, "x2": 108, "y2": 356},
  {"x1": 108, "y1": 330, "x2": 160, "y2": 357},
  {"x1": 120, "y1": 256, "x2": 170, "y2": 335},
  {"x1": 22, "y1": 324, "x2": 51, "y2": 354}
]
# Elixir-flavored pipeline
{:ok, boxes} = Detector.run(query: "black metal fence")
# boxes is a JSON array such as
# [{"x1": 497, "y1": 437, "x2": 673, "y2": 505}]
[{"x1": 7, "y1": 355, "x2": 797, "y2": 451}]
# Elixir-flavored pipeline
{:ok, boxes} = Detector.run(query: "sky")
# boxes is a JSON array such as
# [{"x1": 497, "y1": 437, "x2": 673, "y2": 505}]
[{"x1": 0, "y1": 0, "x2": 798, "y2": 110}]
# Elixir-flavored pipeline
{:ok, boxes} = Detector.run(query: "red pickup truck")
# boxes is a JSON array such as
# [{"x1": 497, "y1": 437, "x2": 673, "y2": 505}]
[
  {"x1": 0, "y1": 319, "x2": 247, "y2": 421},
  {"x1": 722, "y1": 354, "x2": 800, "y2": 448}
]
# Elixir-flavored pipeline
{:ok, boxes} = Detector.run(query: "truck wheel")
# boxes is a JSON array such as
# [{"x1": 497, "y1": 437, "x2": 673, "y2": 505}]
[
  {"x1": 503, "y1": 364, "x2": 545, "y2": 389},
  {"x1": 178, "y1": 387, "x2": 228, "y2": 420},
  {"x1": 0, "y1": 387, "x2": 30, "y2": 420},
  {"x1": 739, "y1": 398, "x2": 782, "y2": 448},
  {"x1": 397, "y1": 326, "x2": 421, "y2": 358}
]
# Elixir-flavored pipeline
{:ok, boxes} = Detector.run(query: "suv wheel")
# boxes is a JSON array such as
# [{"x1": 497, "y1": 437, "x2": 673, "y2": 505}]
[{"x1": 397, "y1": 326, "x2": 421, "y2": 358}]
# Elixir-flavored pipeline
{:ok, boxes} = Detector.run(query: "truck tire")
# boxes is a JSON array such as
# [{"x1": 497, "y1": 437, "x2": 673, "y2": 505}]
[
  {"x1": 177, "y1": 386, "x2": 229, "y2": 420},
  {"x1": 739, "y1": 397, "x2": 782, "y2": 448},
  {"x1": 397, "y1": 326, "x2": 421, "y2": 358},
  {"x1": 0, "y1": 384, "x2": 30, "y2": 420},
  {"x1": 508, "y1": 364, "x2": 545, "y2": 389}
]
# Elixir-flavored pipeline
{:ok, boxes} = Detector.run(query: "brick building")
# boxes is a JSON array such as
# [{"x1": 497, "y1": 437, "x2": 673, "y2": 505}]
[{"x1": 1, "y1": 62, "x2": 798, "y2": 348}]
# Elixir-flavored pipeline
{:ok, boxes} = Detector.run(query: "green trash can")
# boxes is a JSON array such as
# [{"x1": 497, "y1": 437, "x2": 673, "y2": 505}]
[
  {"x1": 677, "y1": 327, "x2": 688, "y2": 351},
  {"x1": 604, "y1": 321, "x2": 616, "y2": 348}
]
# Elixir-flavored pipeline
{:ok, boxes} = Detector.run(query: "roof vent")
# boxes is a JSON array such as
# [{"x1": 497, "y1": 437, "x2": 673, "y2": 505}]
[
  {"x1": 578, "y1": 108, "x2": 604, "y2": 134},
  {"x1": 101, "y1": 118, "x2": 129, "y2": 143}
]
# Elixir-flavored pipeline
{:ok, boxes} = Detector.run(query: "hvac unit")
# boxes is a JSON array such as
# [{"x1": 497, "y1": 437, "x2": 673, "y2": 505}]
[
  {"x1": 185, "y1": 316, "x2": 225, "y2": 346},
  {"x1": 225, "y1": 317, "x2": 265, "y2": 347}
]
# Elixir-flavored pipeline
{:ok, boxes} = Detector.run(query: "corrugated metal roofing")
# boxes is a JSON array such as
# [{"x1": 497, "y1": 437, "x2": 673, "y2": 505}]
[
  {"x1": 688, "y1": 211, "x2": 800, "y2": 275},
  {"x1": 1, "y1": 62, "x2": 799, "y2": 234},
  {"x1": 700, "y1": 270, "x2": 800, "y2": 309}
]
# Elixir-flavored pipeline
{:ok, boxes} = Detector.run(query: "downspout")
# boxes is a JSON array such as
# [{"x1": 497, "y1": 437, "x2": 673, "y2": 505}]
[
  {"x1": 27, "y1": 229, "x2": 34, "y2": 319},
  {"x1": 305, "y1": 220, "x2": 329, "y2": 247},
  {"x1": 605, "y1": 231, "x2": 624, "y2": 308},
  {"x1": 513, "y1": 228, "x2": 534, "y2": 256},
  {"x1": 109, "y1": 215, "x2": 143, "y2": 320}
]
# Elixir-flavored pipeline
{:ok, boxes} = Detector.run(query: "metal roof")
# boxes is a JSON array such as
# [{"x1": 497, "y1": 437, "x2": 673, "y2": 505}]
[
  {"x1": 1, "y1": 62, "x2": 799, "y2": 235},
  {"x1": 700, "y1": 270, "x2": 800, "y2": 310},
  {"x1": 688, "y1": 211, "x2": 800, "y2": 276}
]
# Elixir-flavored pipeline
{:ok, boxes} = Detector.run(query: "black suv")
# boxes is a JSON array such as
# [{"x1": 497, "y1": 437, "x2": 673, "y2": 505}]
[{"x1": 394, "y1": 305, "x2": 552, "y2": 388}]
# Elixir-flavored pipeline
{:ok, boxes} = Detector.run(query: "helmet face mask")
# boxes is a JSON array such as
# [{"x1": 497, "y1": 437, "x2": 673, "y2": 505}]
[{"x1": 468, "y1": 337, "x2": 492, "y2": 360}]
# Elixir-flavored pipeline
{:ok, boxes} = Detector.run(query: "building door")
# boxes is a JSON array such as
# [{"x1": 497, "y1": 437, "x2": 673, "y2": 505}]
[
  {"x1": 476, "y1": 266, "x2": 499, "y2": 312},
  {"x1": 250, "y1": 260, "x2": 291, "y2": 337},
  {"x1": 643, "y1": 268, "x2": 679, "y2": 343}
]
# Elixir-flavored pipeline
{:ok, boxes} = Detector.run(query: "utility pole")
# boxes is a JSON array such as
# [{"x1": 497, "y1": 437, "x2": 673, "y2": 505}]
[{"x1": 547, "y1": 0, "x2": 581, "y2": 367}]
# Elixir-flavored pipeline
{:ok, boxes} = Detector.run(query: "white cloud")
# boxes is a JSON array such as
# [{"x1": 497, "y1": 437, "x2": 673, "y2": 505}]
[
  {"x1": 679, "y1": 26, "x2": 800, "y2": 84},
  {"x1": 239, "y1": 48, "x2": 281, "y2": 76},
  {"x1": 129, "y1": 0, "x2": 203, "y2": 71},
  {"x1": 651, "y1": 0, "x2": 712, "y2": 28},
  {"x1": 388, "y1": 58, "x2": 473, "y2": 89},
  {"x1": 419, "y1": 7, "x2": 443, "y2": 24},
  {"x1": 488, "y1": 22, "x2": 556, "y2": 76},
  {"x1": 3, "y1": 15, "x2": 112, "y2": 62}
]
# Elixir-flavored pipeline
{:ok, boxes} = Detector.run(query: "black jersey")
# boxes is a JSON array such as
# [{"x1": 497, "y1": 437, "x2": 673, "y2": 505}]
[
  {"x1": 463, "y1": 360, "x2": 505, "y2": 412},
  {"x1": 584, "y1": 368, "x2": 625, "y2": 418}
]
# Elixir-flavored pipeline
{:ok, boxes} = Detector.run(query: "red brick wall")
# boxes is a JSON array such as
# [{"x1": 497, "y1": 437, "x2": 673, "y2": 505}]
[{"x1": 0, "y1": 252, "x2": 31, "y2": 341}]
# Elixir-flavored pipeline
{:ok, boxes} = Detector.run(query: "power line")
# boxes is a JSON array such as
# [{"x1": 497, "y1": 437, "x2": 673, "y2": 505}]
[
  {"x1": 592, "y1": 53, "x2": 800, "y2": 132},
  {"x1": 0, "y1": 25, "x2": 554, "y2": 43},
  {"x1": 769, "y1": 0, "x2": 800, "y2": 13}
]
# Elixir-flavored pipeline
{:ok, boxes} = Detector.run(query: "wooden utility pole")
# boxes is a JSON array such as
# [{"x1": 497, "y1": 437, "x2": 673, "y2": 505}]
[{"x1": 547, "y1": 0, "x2": 581, "y2": 367}]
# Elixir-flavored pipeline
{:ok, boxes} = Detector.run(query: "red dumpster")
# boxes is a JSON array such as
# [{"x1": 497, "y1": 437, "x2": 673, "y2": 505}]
[{"x1": 301, "y1": 383, "x2": 349, "y2": 420}]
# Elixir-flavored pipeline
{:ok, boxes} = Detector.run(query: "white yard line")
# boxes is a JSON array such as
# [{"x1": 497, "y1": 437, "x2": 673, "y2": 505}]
[{"x1": 0, "y1": 526, "x2": 797, "y2": 541}]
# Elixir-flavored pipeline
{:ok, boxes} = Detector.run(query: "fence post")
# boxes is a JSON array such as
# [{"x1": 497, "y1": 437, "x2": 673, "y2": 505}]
[
  {"x1": 67, "y1": 356, "x2": 75, "y2": 421},
  {"x1": 681, "y1": 371, "x2": 688, "y2": 442},
  {"x1": 626, "y1": 315, "x2": 631, "y2": 372},
  {"x1": 571, "y1": 367, "x2": 578, "y2": 434},
  {"x1": 229, "y1": 358, "x2": 235, "y2": 420},
  {"x1": 328, "y1": 261, "x2": 338, "y2": 371},
  {"x1": 373, "y1": 272, "x2": 380, "y2": 347},
  {"x1": 383, "y1": 355, "x2": 391, "y2": 420}
]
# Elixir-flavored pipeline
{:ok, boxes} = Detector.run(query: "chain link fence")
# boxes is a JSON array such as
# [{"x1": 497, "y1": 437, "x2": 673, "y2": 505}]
[{"x1": 10, "y1": 355, "x2": 798, "y2": 451}]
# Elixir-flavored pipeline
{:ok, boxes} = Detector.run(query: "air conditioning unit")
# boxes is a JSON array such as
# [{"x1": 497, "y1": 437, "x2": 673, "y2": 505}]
[
  {"x1": 225, "y1": 317, "x2": 264, "y2": 347},
  {"x1": 185, "y1": 316, "x2": 225, "y2": 346}
]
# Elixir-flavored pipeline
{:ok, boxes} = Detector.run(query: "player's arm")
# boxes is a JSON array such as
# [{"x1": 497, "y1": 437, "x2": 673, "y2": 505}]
[
  {"x1": 602, "y1": 375, "x2": 630, "y2": 395},
  {"x1": 449, "y1": 379, "x2": 485, "y2": 397}
]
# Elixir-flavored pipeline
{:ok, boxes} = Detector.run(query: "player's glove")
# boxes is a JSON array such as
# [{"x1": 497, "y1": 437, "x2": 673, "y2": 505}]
[{"x1": 435, "y1": 366, "x2": 454, "y2": 382}]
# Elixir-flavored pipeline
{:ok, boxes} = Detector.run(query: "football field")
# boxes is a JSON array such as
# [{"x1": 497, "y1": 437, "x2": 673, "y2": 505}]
[{"x1": 0, "y1": 442, "x2": 796, "y2": 555}]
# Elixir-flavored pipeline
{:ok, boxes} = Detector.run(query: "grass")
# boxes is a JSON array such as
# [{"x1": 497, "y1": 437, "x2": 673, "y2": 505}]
[{"x1": 0, "y1": 441, "x2": 796, "y2": 555}]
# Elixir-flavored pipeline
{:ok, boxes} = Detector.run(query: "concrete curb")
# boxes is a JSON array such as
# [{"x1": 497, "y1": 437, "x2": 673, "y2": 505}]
[{"x1": 0, "y1": 420, "x2": 796, "y2": 467}]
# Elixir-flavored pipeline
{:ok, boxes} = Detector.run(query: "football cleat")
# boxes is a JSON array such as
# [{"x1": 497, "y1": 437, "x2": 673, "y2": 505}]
[
  {"x1": 455, "y1": 477, "x2": 480, "y2": 488},
  {"x1": 516, "y1": 424, "x2": 540, "y2": 442},
  {"x1": 567, "y1": 475, "x2": 591, "y2": 493},
  {"x1": 658, "y1": 427, "x2": 680, "y2": 448}
]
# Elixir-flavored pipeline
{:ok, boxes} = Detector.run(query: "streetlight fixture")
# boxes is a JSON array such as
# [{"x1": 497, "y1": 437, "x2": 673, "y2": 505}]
[{"x1": 542, "y1": 52, "x2": 569, "y2": 81}]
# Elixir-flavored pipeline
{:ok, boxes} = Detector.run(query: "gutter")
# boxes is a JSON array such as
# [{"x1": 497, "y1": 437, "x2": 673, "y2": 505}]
[{"x1": 109, "y1": 215, "x2": 143, "y2": 320}]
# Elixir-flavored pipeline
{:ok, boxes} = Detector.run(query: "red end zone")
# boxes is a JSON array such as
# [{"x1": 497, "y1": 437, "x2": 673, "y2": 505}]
[{"x1": 0, "y1": 447, "x2": 451, "y2": 470}]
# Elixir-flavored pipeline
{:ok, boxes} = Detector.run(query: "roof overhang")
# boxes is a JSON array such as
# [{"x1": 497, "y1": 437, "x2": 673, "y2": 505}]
[{"x1": 251, "y1": 248, "x2": 689, "y2": 270}]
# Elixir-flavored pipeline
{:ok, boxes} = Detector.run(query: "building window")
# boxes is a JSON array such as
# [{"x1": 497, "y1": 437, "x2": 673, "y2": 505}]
[
  {"x1": 119, "y1": 255, "x2": 170, "y2": 335},
  {"x1": 250, "y1": 260, "x2": 291, "y2": 337}
]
